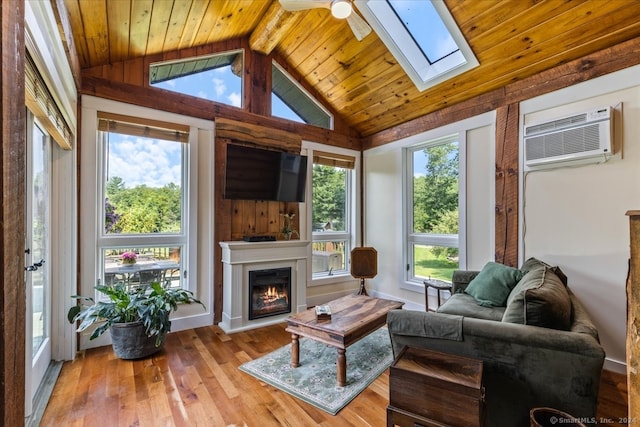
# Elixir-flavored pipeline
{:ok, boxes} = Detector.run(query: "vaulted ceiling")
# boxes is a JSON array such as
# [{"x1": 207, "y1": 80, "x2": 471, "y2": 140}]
[{"x1": 63, "y1": 0, "x2": 640, "y2": 137}]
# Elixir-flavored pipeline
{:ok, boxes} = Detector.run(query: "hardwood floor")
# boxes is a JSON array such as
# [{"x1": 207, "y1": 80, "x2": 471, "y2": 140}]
[{"x1": 40, "y1": 323, "x2": 627, "y2": 426}]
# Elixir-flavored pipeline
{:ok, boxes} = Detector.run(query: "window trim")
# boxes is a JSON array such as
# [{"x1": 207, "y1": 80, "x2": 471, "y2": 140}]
[
  {"x1": 402, "y1": 133, "x2": 466, "y2": 292},
  {"x1": 302, "y1": 142, "x2": 360, "y2": 286}
]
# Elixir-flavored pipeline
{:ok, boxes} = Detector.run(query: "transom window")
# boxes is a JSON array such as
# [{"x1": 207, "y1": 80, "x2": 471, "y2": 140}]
[
  {"x1": 98, "y1": 113, "x2": 190, "y2": 291},
  {"x1": 272, "y1": 62, "x2": 333, "y2": 129},
  {"x1": 355, "y1": 0, "x2": 478, "y2": 91},
  {"x1": 406, "y1": 135, "x2": 460, "y2": 283},
  {"x1": 149, "y1": 50, "x2": 243, "y2": 108}
]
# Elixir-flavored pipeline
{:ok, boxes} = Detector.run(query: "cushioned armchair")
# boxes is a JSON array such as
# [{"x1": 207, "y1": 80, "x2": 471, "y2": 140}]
[{"x1": 387, "y1": 259, "x2": 606, "y2": 427}]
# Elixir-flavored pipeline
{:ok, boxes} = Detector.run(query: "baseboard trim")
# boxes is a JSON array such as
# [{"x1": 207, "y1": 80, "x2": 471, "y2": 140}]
[
  {"x1": 26, "y1": 360, "x2": 64, "y2": 427},
  {"x1": 603, "y1": 357, "x2": 626, "y2": 374}
]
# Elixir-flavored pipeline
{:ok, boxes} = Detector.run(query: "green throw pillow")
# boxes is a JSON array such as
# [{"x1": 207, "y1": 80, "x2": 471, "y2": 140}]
[{"x1": 464, "y1": 262, "x2": 524, "y2": 307}]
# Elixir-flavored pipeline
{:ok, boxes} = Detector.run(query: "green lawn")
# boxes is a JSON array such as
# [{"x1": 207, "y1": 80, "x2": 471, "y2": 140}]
[{"x1": 414, "y1": 245, "x2": 458, "y2": 282}]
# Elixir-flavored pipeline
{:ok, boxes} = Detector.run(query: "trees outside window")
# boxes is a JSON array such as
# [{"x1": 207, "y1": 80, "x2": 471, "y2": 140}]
[
  {"x1": 407, "y1": 136, "x2": 459, "y2": 282},
  {"x1": 98, "y1": 114, "x2": 190, "y2": 292},
  {"x1": 311, "y1": 150, "x2": 356, "y2": 279}
]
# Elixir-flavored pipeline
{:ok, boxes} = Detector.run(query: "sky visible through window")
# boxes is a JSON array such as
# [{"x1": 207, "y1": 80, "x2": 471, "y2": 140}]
[
  {"x1": 388, "y1": 0, "x2": 458, "y2": 64},
  {"x1": 111, "y1": 65, "x2": 304, "y2": 188},
  {"x1": 151, "y1": 65, "x2": 303, "y2": 123},
  {"x1": 106, "y1": 133, "x2": 182, "y2": 189}
]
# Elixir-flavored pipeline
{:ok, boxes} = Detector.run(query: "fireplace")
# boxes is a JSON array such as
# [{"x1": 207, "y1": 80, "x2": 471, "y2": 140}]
[
  {"x1": 248, "y1": 267, "x2": 292, "y2": 320},
  {"x1": 219, "y1": 240, "x2": 309, "y2": 334}
]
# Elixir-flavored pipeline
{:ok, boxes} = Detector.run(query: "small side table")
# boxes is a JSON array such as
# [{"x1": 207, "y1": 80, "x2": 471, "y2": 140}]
[{"x1": 423, "y1": 278, "x2": 453, "y2": 312}]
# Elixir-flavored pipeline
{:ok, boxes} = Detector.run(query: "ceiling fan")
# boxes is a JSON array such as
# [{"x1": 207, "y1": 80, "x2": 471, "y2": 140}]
[{"x1": 278, "y1": 0, "x2": 372, "y2": 41}]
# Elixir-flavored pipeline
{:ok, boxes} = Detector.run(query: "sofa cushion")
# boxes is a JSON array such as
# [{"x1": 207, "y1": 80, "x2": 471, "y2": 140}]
[
  {"x1": 502, "y1": 267, "x2": 572, "y2": 330},
  {"x1": 437, "y1": 293, "x2": 506, "y2": 321},
  {"x1": 464, "y1": 262, "x2": 524, "y2": 307},
  {"x1": 520, "y1": 257, "x2": 568, "y2": 286}
]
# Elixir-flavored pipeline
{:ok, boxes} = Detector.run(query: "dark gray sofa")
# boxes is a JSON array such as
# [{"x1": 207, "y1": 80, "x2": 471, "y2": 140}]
[{"x1": 386, "y1": 260, "x2": 606, "y2": 427}]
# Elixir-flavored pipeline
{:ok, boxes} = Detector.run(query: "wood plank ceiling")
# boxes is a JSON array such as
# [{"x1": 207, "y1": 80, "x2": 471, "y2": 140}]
[{"x1": 64, "y1": 0, "x2": 640, "y2": 138}]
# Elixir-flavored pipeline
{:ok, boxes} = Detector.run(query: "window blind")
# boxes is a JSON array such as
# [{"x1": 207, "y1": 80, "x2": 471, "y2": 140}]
[
  {"x1": 97, "y1": 112, "x2": 189, "y2": 143},
  {"x1": 312, "y1": 150, "x2": 355, "y2": 169},
  {"x1": 25, "y1": 54, "x2": 74, "y2": 150}
]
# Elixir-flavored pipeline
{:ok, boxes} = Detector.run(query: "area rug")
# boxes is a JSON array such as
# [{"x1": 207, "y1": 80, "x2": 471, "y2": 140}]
[{"x1": 238, "y1": 327, "x2": 393, "y2": 415}]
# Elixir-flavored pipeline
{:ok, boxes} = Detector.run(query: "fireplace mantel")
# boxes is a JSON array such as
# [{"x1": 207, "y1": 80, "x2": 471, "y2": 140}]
[{"x1": 219, "y1": 240, "x2": 310, "y2": 333}]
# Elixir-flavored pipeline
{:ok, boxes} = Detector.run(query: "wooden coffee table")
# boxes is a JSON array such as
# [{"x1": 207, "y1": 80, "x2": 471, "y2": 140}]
[{"x1": 285, "y1": 294, "x2": 404, "y2": 387}]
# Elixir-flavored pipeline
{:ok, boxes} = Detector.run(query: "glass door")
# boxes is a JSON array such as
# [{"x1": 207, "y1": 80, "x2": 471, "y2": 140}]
[{"x1": 25, "y1": 118, "x2": 51, "y2": 416}]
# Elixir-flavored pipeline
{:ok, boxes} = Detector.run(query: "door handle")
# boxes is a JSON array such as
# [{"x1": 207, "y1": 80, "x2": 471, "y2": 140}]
[{"x1": 25, "y1": 259, "x2": 45, "y2": 272}]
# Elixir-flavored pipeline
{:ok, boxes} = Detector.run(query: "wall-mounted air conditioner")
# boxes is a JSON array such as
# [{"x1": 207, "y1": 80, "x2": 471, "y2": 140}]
[{"x1": 523, "y1": 106, "x2": 613, "y2": 170}]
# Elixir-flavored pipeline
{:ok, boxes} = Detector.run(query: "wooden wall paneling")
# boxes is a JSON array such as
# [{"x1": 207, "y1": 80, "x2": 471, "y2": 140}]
[
  {"x1": 494, "y1": 103, "x2": 519, "y2": 267},
  {"x1": 626, "y1": 211, "x2": 640, "y2": 420},
  {"x1": 240, "y1": 200, "x2": 257, "y2": 239},
  {"x1": 1, "y1": 1, "x2": 26, "y2": 424},
  {"x1": 124, "y1": 57, "x2": 144, "y2": 86},
  {"x1": 229, "y1": 200, "x2": 244, "y2": 241},
  {"x1": 255, "y1": 200, "x2": 270, "y2": 236},
  {"x1": 269, "y1": 201, "x2": 282, "y2": 237},
  {"x1": 105, "y1": 61, "x2": 125, "y2": 83}
]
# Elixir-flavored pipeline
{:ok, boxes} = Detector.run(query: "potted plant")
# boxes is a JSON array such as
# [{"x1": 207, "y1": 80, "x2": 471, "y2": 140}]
[{"x1": 68, "y1": 281, "x2": 204, "y2": 359}]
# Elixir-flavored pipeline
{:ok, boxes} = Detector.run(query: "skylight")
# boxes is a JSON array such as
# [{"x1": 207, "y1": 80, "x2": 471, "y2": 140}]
[
  {"x1": 271, "y1": 62, "x2": 333, "y2": 129},
  {"x1": 355, "y1": 0, "x2": 478, "y2": 91},
  {"x1": 149, "y1": 50, "x2": 243, "y2": 108}
]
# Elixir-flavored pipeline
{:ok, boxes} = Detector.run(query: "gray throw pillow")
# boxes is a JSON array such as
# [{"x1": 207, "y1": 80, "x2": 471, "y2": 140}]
[
  {"x1": 502, "y1": 267, "x2": 571, "y2": 330},
  {"x1": 519, "y1": 257, "x2": 568, "y2": 286},
  {"x1": 464, "y1": 262, "x2": 524, "y2": 307}
]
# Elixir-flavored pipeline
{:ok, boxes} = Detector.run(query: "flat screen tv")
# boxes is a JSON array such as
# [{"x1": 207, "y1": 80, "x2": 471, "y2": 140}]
[{"x1": 224, "y1": 144, "x2": 308, "y2": 202}]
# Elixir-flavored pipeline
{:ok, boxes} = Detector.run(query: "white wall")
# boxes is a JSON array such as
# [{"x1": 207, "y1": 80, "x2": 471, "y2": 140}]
[
  {"x1": 520, "y1": 65, "x2": 640, "y2": 372},
  {"x1": 364, "y1": 113, "x2": 496, "y2": 310}
]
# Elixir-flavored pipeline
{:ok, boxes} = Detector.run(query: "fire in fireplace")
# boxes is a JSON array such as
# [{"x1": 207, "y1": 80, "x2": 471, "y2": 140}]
[{"x1": 248, "y1": 267, "x2": 292, "y2": 320}]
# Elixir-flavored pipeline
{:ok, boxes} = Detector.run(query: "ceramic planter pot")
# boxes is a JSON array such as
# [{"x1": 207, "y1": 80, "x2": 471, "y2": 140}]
[{"x1": 109, "y1": 321, "x2": 165, "y2": 359}]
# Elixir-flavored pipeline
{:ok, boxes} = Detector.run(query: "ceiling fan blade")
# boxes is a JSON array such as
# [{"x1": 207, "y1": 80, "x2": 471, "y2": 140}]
[
  {"x1": 346, "y1": 12, "x2": 372, "y2": 41},
  {"x1": 278, "y1": 0, "x2": 331, "y2": 12}
]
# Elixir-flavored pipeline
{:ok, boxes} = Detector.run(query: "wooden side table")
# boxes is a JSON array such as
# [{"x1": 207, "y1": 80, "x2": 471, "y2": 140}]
[
  {"x1": 423, "y1": 278, "x2": 453, "y2": 311},
  {"x1": 387, "y1": 346, "x2": 484, "y2": 427}
]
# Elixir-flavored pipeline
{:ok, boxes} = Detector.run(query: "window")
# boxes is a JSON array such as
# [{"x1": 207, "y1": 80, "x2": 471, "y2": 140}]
[
  {"x1": 311, "y1": 150, "x2": 356, "y2": 279},
  {"x1": 149, "y1": 51, "x2": 243, "y2": 108},
  {"x1": 97, "y1": 113, "x2": 190, "y2": 292},
  {"x1": 272, "y1": 62, "x2": 333, "y2": 129},
  {"x1": 355, "y1": 0, "x2": 478, "y2": 91},
  {"x1": 406, "y1": 135, "x2": 459, "y2": 283}
]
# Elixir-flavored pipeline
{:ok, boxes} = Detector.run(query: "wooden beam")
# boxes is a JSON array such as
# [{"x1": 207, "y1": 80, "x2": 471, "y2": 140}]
[
  {"x1": 81, "y1": 75, "x2": 361, "y2": 150},
  {"x1": 244, "y1": 49, "x2": 271, "y2": 116},
  {"x1": 494, "y1": 104, "x2": 519, "y2": 267},
  {"x1": 1, "y1": 1, "x2": 26, "y2": 424},
  {"x1": 215, "y1": 117, "x2": 301, "y2": 152},
  {"x1": 627, "y1": 211, "x2": 640, "y2": 421},
  {"x1": 249, "y1": 2, "x2": 299, "y2": 55}
]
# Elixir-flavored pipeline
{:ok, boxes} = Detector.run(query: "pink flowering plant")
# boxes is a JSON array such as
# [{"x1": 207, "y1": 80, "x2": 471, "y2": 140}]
[{"x1": 120, "y1": 251, "x2": 137, "y2": 264}]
